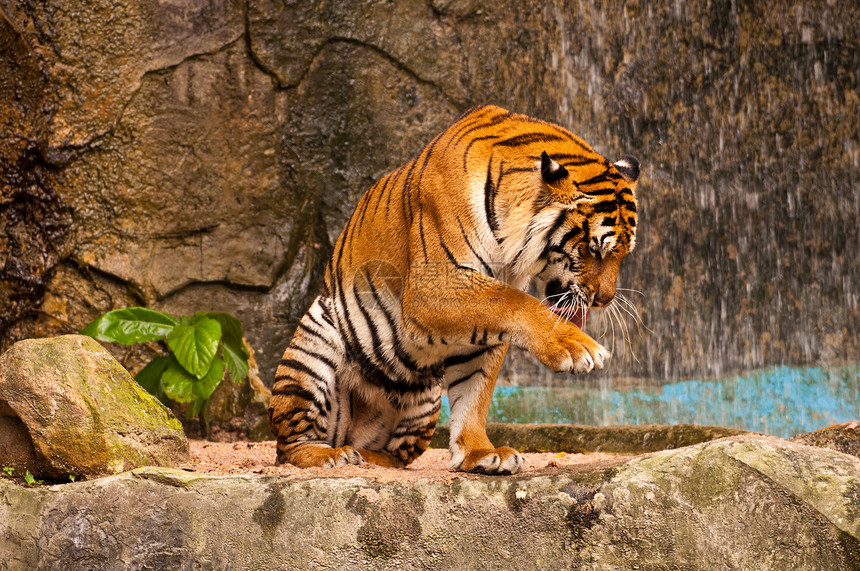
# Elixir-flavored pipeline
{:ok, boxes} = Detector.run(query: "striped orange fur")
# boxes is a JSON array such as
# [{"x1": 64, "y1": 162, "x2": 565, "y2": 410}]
[{"x1": 268, "y1": 105, "x2": 640, "y2": 474}]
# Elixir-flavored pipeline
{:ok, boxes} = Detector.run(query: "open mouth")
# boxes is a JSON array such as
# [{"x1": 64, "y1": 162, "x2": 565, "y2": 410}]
[{"x1": 546, "y1": 305, "x2": 588, "y2": 329}]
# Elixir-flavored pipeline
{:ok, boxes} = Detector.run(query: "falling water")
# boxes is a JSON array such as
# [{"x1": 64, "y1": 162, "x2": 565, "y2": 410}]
[{"x1": 498, "y1": 1, "x2": 860, "y2": 434}]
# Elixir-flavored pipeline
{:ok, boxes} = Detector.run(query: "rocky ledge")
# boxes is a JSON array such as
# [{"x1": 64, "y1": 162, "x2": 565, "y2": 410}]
[{"x1": 1, "y1": 433, "x2": 858, "y2": 570}]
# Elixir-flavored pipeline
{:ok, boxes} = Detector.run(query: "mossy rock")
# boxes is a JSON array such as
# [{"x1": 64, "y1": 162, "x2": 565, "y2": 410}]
[
  {"x1": 0, "y1": 335, "x2": 188, "y2": 479},
  {"x1": 430, "y1": 422, "x2": 748, "y2": 454}
]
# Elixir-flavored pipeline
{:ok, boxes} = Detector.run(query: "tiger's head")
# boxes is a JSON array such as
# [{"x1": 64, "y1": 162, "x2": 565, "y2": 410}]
[{"x1": 530, "y1": 151, "x2": 640, "y2": 329}]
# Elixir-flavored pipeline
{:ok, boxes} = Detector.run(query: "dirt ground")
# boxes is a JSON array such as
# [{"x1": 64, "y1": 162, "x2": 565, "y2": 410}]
[{"x1": 181, "y1": 440, "x2": 627, "y2": 482}]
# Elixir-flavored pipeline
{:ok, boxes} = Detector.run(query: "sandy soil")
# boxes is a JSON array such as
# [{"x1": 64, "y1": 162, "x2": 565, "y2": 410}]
[{"x1": 181, "y1": 440, "x2": 627, "y2": 482}]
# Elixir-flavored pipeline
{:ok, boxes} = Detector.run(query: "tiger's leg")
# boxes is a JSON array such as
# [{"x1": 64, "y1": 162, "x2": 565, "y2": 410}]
[
  {"x1": 342, "y1": 374, "x2": 443, "y2": 468},
  {"x1": 383, "y1": 386, "x2": 444, "y2": 466},
  {"x1": 445, "y1": 343, "x2": 524, "y2": 475},
  {"x1": 268, "y1": 297, "x2": 364, "y2": 468},
  {"x1": 403, "y1": 265, "x2": 609, "y2": 376}
]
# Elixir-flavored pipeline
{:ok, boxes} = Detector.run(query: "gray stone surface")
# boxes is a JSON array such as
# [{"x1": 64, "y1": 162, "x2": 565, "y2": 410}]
[
  {"x1": 0, "y1": 335, "x2": 188, "y2": 479},
  {"x1": 1, "y1": 1, "x2": 858, "y2": 384},
  {"x1": 583, "y1": 435, "x2": 860, "y2": 569},
  {"x1": 0, "y1": 435, "x2": 857, "y2": 570}
]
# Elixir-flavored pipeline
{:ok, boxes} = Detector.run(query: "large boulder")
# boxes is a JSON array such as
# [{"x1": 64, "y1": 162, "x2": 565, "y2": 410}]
[
  {"x1": 583, "y1": 434, "x2": 860, "y2": 568},
  {"x1": 0, "y1": 334, "x2": 188, "y2": 479},
  {"x1": 0, "y1": 434, "x2": 857, "y2": 569}
]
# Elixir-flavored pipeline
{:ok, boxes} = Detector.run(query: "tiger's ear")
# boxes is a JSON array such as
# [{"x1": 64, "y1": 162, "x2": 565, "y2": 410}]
[
  {"x1": 540, "y1": 151, "x2": 569, "y2": 184},
  {"x1": 614, "y1": 155, "x2": 640, "y2": 185}
]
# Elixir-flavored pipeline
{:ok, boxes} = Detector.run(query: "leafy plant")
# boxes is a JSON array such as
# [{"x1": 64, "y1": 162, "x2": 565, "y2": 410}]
[
  {"x1": 2, "y1": 466, "x2": 13, "y2": 477},
  {"x1": 82, "y1": 307, "x2": 250, "y2": 422}
]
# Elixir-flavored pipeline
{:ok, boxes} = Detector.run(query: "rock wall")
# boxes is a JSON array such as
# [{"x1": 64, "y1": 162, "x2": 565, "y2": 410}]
[{"x1": 1, "y1": 0, "x2": 858, "y2": 383}]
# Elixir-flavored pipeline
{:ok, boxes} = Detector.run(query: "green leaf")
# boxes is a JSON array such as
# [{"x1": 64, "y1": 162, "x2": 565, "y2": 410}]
[
  {"x1": 134, "y1": 356, "x2": 170, "y2": 405},
  {"x1": 186, "y1": 398, "x2": 207, "y2": 420},
  {"x1": 194, "y1": 312, "x2": 249, "y2": 382},
  {"x1": 24, "y1": 471, "x2": 34, "y2": 485},
  {"x1": 81, "y1": 307, "x2": 178, "y2": 344},
  {"x1": 161, "y1": 353, "x2": 225, "y2": 405},
  {"x1": 194, "y1": 355, "x2": 225, "y2": 401},
  {"x1": 166, "y1": 318, "x2": 221, "y2": 379},
  {"x1": 161, "y1": 355, "x2": 197, "y2": 403},
  {"x1": 135, "y1": 356, "x2": 167, "y2": 394},
  {"x1": 221, "y1": 342, "x2": 250, "y2": 383}
]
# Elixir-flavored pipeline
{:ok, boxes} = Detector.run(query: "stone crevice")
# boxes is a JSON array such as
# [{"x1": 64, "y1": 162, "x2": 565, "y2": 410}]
[
  {"x1": 258, "y1": 33, "x2": 466, "y2": 109},
  {"x1": 108, "y1": 33, "x2": 247, "y2": 150},
  {"x1": 723, "y1": 440, "x2": 860, "y2": 538},
  {"x1": 171, "y1": 278, "x2": 273, "y2": 297},
  {"x1": 241, "y1": 0, "x2": 282, "y2": 87}
]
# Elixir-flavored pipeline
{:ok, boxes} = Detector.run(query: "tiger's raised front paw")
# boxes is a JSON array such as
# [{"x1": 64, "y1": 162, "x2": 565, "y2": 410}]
[
  {"x1": 450, "y1": 446, "x2": 524, "y2": 475},
  {"x1": 532, "y1": 324, "x2": 610, "y2": 374}
]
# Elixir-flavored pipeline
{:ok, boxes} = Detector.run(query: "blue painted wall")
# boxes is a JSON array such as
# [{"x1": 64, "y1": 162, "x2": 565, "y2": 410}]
[{"x1": 439, "y1": 365, "x2": 860, "y2": 438}]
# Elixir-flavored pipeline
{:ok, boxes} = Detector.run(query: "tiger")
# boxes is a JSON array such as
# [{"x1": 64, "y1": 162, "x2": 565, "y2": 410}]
[{"x1": 268, "y1": 104, "x2": 640, "y2": 474}]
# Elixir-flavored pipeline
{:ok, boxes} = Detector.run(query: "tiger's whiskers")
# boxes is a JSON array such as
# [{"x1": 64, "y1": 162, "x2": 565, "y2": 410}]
[{"x1": 591, "y1": 291, "x2": 648, "y2": 364}]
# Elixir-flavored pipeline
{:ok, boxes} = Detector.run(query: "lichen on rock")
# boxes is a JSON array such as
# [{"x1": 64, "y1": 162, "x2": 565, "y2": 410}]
[{"x1": 0, "y1": 334, "x2": 188, "y2": 479}]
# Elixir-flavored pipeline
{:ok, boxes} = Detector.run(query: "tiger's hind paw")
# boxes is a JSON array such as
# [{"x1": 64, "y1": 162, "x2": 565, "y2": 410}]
[
  {"x1": 280, "y1": 444, "x2": 364, "y2": 468},
  {"x1": 322, "y1": 446, "x2": 364, "y2": 468},
  {"x1": 451, "y1": 446, "x2": 524, "y2": 475}
]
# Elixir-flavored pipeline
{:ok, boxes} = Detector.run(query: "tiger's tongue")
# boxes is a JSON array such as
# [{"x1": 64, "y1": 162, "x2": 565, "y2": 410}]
[{"x1": 548, "y1": 305, "x2": 588, "y2": 329}]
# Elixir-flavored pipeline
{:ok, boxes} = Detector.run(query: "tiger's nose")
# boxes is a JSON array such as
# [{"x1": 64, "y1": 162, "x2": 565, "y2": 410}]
[
  {"x1": 591, "y1": 297, "x2": 611, "y2": 308},
  {"x1": 591, "y1": 287, "x2": 615, "y2": 308}
]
